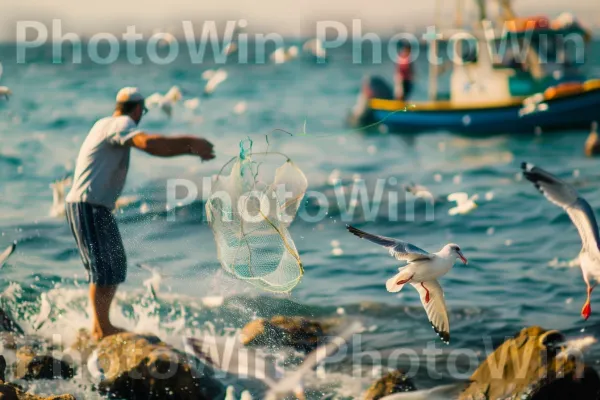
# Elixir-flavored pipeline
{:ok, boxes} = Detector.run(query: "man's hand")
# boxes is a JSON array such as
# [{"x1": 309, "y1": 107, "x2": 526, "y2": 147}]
[
  {"x1": 131, "y1": 132, "x2": 215, "y2": 159},
  {"x1": 189, "y1": 138, "x2": 215, "y2": 161}
]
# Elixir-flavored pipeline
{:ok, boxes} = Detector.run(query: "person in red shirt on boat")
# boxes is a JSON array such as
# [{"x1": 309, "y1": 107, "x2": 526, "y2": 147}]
[{"x1": 394, "y1": 42, "x2": 414, "y2": 101}]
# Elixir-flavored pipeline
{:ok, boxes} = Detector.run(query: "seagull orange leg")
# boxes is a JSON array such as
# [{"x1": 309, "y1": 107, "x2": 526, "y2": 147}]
[
  {"x1": 581, "y1": 284, "x2": 595, "y2": 320},
  {"x1": 421, "y1": 282, "x2": 430, "y2": 304},
  {"x1": 396, "y1": 273, "x2": 414, "y2": 286}
]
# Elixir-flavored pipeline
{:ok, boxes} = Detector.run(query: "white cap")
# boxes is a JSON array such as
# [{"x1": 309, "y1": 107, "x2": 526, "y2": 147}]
[{"x1": 116, "y1": 87, "x2": 144, "y2": 103}]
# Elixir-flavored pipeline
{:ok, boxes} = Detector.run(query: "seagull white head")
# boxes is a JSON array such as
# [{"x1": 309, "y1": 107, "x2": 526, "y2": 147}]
[{"x1": 440, "y1": 243, "x2": 468, "y2": 265}]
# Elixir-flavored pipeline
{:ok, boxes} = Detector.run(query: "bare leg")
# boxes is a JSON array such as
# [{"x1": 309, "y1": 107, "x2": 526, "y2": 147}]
[{"x1": 90, "y1": 284, "x2": 125, "y2": 340}]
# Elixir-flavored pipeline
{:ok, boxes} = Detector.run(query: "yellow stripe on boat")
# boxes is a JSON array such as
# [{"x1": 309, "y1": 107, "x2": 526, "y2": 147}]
[
  {"x1": 584, "y1": 79, "x2": 600, "y2": 91},
  {"x1": 369, "y1": 97, "x2": 527, "y2": 112},
  {"x1": 371, "y1": 82, "x2": 600, "y2": 112}
]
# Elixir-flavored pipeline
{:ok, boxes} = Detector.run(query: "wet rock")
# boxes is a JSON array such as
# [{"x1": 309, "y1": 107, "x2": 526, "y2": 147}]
[
  {"x1": 0, "y1": 307, "x2": 24, "y2": 335},
  {"x1": 459, "y1": 326, "x2": 600, "y2": 400},
  {"x1": 363, "y1": 370, "x2": 417, "y2": 400},
  {"x1": 0, "y1": 355, "x2": 6, "y2": 382},
  {"x1": 0, "y1": 332, "x2": 18, "y2": 350},
  {"x1": 92, "y1": 332, "x2": 224, "y2": 400},
  {"x1": 0, "y1": 355, "x2": 74, "y2": 400},
  {"x1": 14, "y1": 346, "x2": 74, "y2": 381},
  {"x1": 68, "y1": 328, "x2": 96, "y2": 364},
  {"x1": 0, "y1": 383, "x2": 75, "y2": 400},
  {"x1": 240, "y1": 316, "x2": 324, "y2": 352}
]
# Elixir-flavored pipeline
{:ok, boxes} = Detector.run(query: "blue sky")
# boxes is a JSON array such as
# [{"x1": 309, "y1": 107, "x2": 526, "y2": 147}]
[{"x1": 2, "y1": 0, "x2": 599, "y2": 40}]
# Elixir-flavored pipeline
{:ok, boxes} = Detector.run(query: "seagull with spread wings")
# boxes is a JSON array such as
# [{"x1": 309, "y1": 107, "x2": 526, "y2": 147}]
[
  {"x1": 522, "y1": 162, "x2": 600, "y2": 320},
  {"x1": 346, "y1": 225, "x2": 467, "y2": 344}
]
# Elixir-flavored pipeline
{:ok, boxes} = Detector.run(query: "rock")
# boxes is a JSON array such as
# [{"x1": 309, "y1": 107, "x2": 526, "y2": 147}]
[
  {"x1": 459, "y1": 326, "x2": 600, "y2": 400},
  {"x1": 363, "y1": 370, "x2": 417, "y2": 400},
  {"x1": 0, "y1": 355, "x2": 6, "y2": 382},
  {"x1": 14, "y1": 346, "x2": 74, "y2": 381},
  {"x1": 0, "y1": 332, "x2": 18, "y2": 350},
  {"x1": 91, "y1": 332, "x2": 224, "y2": 400},
  {"x1": 0, "y1": 307, "x2": 24, "y2": 335},
  {"x1": 0, "y1": 355, "x2": 74, "y2": 400},
  {"x1": 240, "y1": 316, "x2": 324, "y2": 352},
  {"x1": 68, "y1": 329, "x2": 96, "y2": 364},
  {"x1": 0, "y1": 382, "x2": 75, "y2": 400}
]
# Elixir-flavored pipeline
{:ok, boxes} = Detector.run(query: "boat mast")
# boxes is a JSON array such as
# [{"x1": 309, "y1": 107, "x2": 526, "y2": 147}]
[
  {"x1": 428, "y1": 0, "x2": 442, "y2": 101},
  {"x1": 456, "y1": 0, "x2": 463, "y2": 28},
  {"x1": 476, "y1": 0, "x2": 486, "y2": 20},
  {"x1": 497, "y1": 0, "x2": 545, "y2": 79}
]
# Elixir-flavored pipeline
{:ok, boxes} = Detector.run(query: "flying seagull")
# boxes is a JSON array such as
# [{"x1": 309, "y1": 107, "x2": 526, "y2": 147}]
[
  {"x1": 186, "y1": 321, "x2": 362, "y2": 399},
  {"x1": 346, "y1": 225, "x2": 468, "y2": 344},
  {"x1": 522, "y1": 162, "x2": 600, "y2": 320},
  {"x1": 403, "y1": 182, "x2": 436, "y2": 204},
  {"x1": 447, "y1": 192, "x2": 478, "y2": 215}
]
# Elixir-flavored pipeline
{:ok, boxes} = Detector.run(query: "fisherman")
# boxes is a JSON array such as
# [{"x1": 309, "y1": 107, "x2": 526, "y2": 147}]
[
  {"x1": 65, "y1": 87, "x2": 215, "y2": 340},
  {"x1": 394, "y1": 41, "x2": 415, "y2": 101}
]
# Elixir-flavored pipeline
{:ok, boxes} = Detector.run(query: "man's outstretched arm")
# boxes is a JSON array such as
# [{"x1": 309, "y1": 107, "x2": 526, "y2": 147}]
[{"x1": 130, "y1": 132, "x2": 215, "y2": 160}]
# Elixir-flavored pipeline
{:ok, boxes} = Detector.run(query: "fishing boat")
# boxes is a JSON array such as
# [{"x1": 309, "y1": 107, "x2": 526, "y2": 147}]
[{"x1": 349, "y1": 0, "x2": 598, "y2": 135}]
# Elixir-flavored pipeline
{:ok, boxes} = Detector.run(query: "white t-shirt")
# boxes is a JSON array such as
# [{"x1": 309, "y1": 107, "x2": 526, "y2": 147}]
[{"x1": 66, "y1": 115, "x2": 141, "y2": 209}]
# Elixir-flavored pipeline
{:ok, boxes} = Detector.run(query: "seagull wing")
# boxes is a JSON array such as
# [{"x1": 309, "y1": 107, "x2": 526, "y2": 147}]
[
  {"x1": 522, "y1": 162, "x2": 600, "y2": 253},
  {"x1": 346, "y1": 225, "x2": 431, "y2": 262},
  {"x1": 447, "y1": 192, "x2": 469, "y2": 204},
  {"x1": 136, "y1": 263, "x2": 154, "y2": 272},
  {"x1": 264, "y1": 321, "x2": 362, "y2": 399},
  {"x1": 144, "y1": 93, "x2": 163, "y2": 107},
  {"x1": 0, "y1": 243, "x2": 16, "y2": 269},
  {"x1": 411, "y1": 280, "x2": 450, "y2": 344},
  {"x1": 165, "y1": 86, "x2": 182, "y2": 102}
]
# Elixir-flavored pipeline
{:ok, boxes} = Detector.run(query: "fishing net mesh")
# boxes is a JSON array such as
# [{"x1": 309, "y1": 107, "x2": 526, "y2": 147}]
[{"x1": 206, "y1": 140, "x2": 307, "y2": 293}]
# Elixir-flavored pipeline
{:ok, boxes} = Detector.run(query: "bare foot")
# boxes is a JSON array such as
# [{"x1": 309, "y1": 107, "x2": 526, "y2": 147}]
[{"x1": 92, "y1": 325, "x2": 127, "y2": 341}]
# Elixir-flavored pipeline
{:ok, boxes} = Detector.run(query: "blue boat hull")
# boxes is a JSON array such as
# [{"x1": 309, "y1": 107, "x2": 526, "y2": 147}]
[{"x1": 370, "y1": 89, "x2": 600, "y2": 135}]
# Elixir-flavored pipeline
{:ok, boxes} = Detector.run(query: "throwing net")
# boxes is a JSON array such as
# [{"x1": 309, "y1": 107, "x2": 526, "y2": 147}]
[{"x1": 206, "y1": 139, "x2": 307, "y2": 293}]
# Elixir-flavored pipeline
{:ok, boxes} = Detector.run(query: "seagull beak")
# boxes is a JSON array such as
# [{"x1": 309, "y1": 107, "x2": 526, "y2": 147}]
[{"x1": 457, "y1": 250, "x2": 468, "y2": 265}]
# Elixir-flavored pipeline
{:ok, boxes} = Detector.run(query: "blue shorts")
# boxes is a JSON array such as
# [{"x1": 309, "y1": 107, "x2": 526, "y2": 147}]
[{"x1": 65, "y1": 202, "x2": 127, "y2": 286}]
